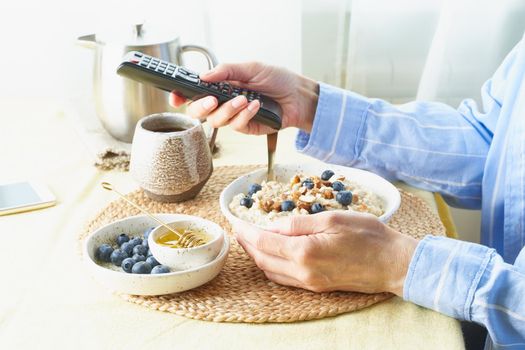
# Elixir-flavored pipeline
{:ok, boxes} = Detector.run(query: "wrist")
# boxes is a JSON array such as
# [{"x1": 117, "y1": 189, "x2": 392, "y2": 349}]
[
  {"x1": 385, "y1": 230, "x2": 418, "y2": 297},
  {"x1": 297, "y1": 77, "x2": 319, "y2": 132}
]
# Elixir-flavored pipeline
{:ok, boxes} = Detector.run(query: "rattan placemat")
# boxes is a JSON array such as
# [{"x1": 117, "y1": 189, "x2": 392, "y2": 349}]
[{"x1": 81, "y1": 165, "x2": 445, "y2": 323}]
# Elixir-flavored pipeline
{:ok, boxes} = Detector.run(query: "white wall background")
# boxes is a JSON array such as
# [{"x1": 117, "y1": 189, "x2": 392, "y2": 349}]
[{"x1": 0, "y1": 0, "x2": 301, "y2": 102}]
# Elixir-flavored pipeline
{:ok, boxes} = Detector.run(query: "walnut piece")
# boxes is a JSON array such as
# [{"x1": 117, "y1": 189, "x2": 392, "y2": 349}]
[
  {"x1": 297, "y1": 202, "x2": 312, "y2": 213},
  {"x1": 323, "y1": 189, "x2": 334, "y2": 199},
  {"x1": 260, "y1": 199, "x2": 275, "y2": 213}
]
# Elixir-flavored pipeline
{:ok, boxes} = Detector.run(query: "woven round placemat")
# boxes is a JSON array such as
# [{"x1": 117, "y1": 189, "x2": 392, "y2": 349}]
[{"x1": 81, "y1": 165, "x2": 445, "y2": 323}]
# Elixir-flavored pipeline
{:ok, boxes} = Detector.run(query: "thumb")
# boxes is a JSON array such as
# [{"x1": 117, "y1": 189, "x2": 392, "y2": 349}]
[
  {"x1": 267, "y1": 212, "x2": 332, "y2": 236},
  {"x1": 200, "y1": 62, "x2": 263, "y2": 83}
]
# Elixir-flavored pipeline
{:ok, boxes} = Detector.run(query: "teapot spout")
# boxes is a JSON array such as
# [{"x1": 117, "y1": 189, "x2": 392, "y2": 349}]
[{"x1": 77, "y1": 34, "x2": 98, "y2": 49}]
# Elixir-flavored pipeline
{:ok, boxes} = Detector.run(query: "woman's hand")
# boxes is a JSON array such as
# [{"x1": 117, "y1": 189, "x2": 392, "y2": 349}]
[
  {"x1": 169, "y1": 62, "x2": 319, "y2": 135},
  {"x1": 234, "y1": 211, "x2": 418, "y2": 296}
]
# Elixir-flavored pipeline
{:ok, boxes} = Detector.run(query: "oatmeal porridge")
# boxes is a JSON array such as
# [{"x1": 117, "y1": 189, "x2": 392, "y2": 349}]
[{"x1": 229, "y1": 169, "x2": 385, "y2": 226}]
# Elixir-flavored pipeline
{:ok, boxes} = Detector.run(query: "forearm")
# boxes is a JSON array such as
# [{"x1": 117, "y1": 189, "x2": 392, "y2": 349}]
[
  {"x1": 404, "y1": 236, "x2": 525, "y2": 347},
  {"x1": 296, "y1": 83, "x2": 491, "y2": 208}
]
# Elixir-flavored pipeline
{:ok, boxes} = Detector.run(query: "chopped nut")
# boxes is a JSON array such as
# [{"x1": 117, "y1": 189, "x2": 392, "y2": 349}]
[
  {"x1": 352, "y1": 194, "x2": 359, "y2": 204},
  {"x1": 322, "y1": 181, "x2": 332, "y2": 187},
  {"x1": 297, "y1": 202, "x2": 312, "y2": 212},
  {"x1": 292, "y1": 191, "x2": 302, "y2": 201},
  {"x1": 299, "y1": 208, "x2": 309, "y2": 215},
  {"x1": 323, "y1": 190, "x2": 334, "y2": 199},
  {"x1": 272, "y1": 201, "x2": 282, "y2": 212},
  {"x1": 291, "y1": 175, "x2": 301, "y2": 185},
  {"x1": 310, "y1": 188, "x2": 320, "y2": 195},
  {"x1": 312, "y1": 176, "x2": 323, "y2": 189},
  {"x1": 260, "y1": 199, "x2": 275, "y2": 212},
  {"x1": 337, "y1": 176, "x2": 345, "y2": 181},
  {"x1": 300, "y1": 187, "x2": 308, "y2": 195},
  {"x1": 299, "y1": 194, "x2": 316, "y2": 203}
]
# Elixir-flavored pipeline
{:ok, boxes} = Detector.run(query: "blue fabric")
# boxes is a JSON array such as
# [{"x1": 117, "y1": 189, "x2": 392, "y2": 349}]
[{"x1": 296, "y1": 33, "x2": 525, "y2": 348}]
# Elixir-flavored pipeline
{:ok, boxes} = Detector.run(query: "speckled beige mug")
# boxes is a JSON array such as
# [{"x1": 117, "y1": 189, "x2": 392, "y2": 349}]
[{"x1": 130, "y1": 113, "x2": 213, "y2": 202}]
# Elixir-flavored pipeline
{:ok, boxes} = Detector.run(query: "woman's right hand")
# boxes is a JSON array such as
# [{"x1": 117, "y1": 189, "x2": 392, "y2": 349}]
[{"x1": 169, "y1": 62, "x2": 319, "y2": 135}]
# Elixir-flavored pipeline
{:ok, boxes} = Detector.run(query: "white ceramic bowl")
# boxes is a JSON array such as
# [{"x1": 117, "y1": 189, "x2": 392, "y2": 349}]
[
  {"x1": 148, "y1": 217, "x2": 225, "y2": 271},
  {"x1": 220, "y1": 163, "x2": 400, "y2": 227},
  {"x1": 83, "y1": 214, "x2": 229, "y2": 296}
]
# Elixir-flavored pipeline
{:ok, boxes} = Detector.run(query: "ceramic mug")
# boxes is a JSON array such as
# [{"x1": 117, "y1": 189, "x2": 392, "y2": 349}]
[{"x1": 130, "y1": 113, "x2": 213, "y2": 202}]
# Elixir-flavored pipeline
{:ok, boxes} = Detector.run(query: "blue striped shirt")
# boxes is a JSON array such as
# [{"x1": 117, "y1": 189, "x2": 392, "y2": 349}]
[{"x1": 296, "y1": 33, "x2": 525, "y2": 348}]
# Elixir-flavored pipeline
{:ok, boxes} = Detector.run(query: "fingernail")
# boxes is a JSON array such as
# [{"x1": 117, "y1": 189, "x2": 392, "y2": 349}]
[
  {"x1": 247, "y1": 99, "x2": 260, "y2": 112},
  {"x1": 231, "y1": 95, "x2": 247, "y2": 108},
  {"x1": 202, "y1": 96, "x2": 216, "y2": 110}
]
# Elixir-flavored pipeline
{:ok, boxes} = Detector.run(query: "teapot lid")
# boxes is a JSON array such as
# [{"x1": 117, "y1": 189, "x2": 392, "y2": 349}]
[{"x1": 95, "y1": 23, "x2": 178, "y2": 46}]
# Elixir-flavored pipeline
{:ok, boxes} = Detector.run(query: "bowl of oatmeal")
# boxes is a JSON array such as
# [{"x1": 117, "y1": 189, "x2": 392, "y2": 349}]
[{"x1": 219, "y1": 163, "x2": 400, "y2": 228}]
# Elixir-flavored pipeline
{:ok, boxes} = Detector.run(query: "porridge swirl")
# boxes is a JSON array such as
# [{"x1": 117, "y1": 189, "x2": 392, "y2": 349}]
[{"x1": 229, "y1": 169, "x2": 384, "y2": 226}]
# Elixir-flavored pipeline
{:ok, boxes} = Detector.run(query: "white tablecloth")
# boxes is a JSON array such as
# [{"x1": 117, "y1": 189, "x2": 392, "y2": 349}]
[{"x1": 0, "y1": 98, "x2": 463, "y2": 349}]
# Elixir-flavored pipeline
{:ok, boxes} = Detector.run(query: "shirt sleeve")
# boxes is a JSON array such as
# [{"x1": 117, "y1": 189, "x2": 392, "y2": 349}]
[
  {"x1": 296, "y1": 42, "x2": 520, "y2": 209},
  {"x1": 404, "y1": 236, "x2": 525, "y2": 348}
]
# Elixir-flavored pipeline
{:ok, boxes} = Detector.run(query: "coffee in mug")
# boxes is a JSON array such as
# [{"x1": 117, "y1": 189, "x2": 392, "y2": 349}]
[{"x1": 130, "y1": 113, "x2": 213, "y2": 202}]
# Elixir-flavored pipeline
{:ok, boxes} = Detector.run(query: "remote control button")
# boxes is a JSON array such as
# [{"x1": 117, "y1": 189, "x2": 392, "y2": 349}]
[
  {"x1": 135, "y1": 52, "x2": 143, "y2": 57},
  {"x1": 184, "y1": 76, "x2": 199, "y2": 83},
  {"x1": 130, "y1": 59, "x2": 139, "y2": 64},
  {"x1": 140, "y1": 62, "x2": 148, "y2": 66}
]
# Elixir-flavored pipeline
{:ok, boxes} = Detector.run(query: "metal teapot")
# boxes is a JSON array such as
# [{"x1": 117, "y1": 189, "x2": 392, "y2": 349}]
[{"x1": 78, "y1": 23, "x2": 217, "y2": 142}]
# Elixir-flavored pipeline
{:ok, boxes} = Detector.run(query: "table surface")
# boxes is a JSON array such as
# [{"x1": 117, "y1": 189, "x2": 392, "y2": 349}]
[{"x1": 0, "y1": 98, "x2": 464, "y2": 350}]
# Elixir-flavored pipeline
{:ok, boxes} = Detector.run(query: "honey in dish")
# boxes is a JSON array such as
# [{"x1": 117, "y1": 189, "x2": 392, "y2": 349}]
[{"x1": 156, "y1": 228, "x2": 210, "y2": 248}]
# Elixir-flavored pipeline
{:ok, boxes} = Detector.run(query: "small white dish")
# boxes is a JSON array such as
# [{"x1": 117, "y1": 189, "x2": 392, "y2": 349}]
[
  {"x1": 83, "y1": 214, "x2": 229, "y2": 296},
  {"x1": 148, "y1": 217, "x2": 225, "y2": 271},
  {"x1": 219, "y1": 163, "x2": 401, "y2": 228}
]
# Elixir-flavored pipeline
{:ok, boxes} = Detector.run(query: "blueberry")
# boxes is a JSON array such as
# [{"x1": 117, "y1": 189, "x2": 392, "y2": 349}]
[
  {"x1": 142, "y1": 239, "x2": 149, "y2": 249},
  {"x1": 110, "y1": 249, "x2": 128, "y2": 266},
  {"x1": 132, "y1": 254, "x2": 146, "y2": 263},
  {"x1": 280, "y1": 200, "x2": 295, "y2": 212},
  {"x1": 336, "y1": 190, "x2": 353, "y2": 206},
  {"x1": 240, "y1": 196, "x2": 253, "y2": 208},
  {"x1": 311, "y1": 203, "x2": 325, "y2": 214},
  {"x1": 128, "y1": 237, "x2": 143, "y2": 247},
  {"x1": 116, "y1": 233, "x2": 130, "y2": 246},
  {"x1": 151, "y1": 265, "x2": 170, "y2": 274},
  {"x1": 133, "y1": 244, "x2": 148, "y2": 256},
  {"x1": 147, "y1": 249, "x2": 153, "y2": 257},
  {"x1": 143, "y1": 227, "x2": 154, "y2": 241},
  {"x1": 121, "y1": 242, "x2": 133, "y2": 256},
  {"x1": 146, "y1": 256, "x2": 160, "y2": 267},
  {"x1": 331, "y1": 181, "x2": 345, "y2": 192},
  {"x1": 132, "y1": 261, "x2": 152, "y2": 274},
  {"x1": 96, "y1": 244, "x2": 113, "y2": 262},
  {"x1": 121, "y1": 258, "x2": 134, "y2": 273},
  {"x1": 321, "y1": 170, "x2": 335, "y2": 181},
  {"x1": 247, "y1": 183, "x2": 262, "y2": 196},
  {"x1": 302, "y1": 179, "x2": 314, "y2": 189}
]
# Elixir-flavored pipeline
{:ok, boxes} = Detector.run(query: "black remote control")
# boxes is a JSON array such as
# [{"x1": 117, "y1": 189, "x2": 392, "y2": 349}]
[{"x1": 117, "y1": 51, "x2": 282, "y2": 130}]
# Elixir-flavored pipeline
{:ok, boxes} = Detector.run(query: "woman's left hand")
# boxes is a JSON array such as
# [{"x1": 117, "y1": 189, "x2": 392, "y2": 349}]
[{"x1": 234, "y1": 211, "x2": 418, "y2": 296}]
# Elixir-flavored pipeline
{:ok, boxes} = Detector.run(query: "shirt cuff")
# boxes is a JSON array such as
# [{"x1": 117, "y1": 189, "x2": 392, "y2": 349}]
[
  {"x1": 403, "y1": 235, "x2": 494, "y2": 321},
  {"x1": 295, "y1": 82, "x2": 371, "y2": 164}
]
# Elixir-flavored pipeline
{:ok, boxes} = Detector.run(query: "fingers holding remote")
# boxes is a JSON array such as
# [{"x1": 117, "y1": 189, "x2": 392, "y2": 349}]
[
  {"x1": 229, "y1": 99, "x2": 261, "y2": 133},
  {"x1": 183, "y1": 96, "x2": 219, "y2": 120},
  {"x1": 205, "y1": 95, "x2": 249, "y2": 128}
]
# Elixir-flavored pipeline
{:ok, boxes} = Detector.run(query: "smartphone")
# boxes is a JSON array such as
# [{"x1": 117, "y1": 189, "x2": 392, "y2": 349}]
[{"x1": 0, "y1": 181, "x2": 56, "y2": 216}]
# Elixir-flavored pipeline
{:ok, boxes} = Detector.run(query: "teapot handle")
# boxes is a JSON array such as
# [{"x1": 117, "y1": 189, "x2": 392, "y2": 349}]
[{"x1": 179, "y1": 45, "x2": 219, "y2": 153}]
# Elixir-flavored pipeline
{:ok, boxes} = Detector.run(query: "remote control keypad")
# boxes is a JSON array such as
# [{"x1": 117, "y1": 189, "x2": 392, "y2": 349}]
[{"x1": 129, "y1": 52, "x2": 261, "y2": 102}]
